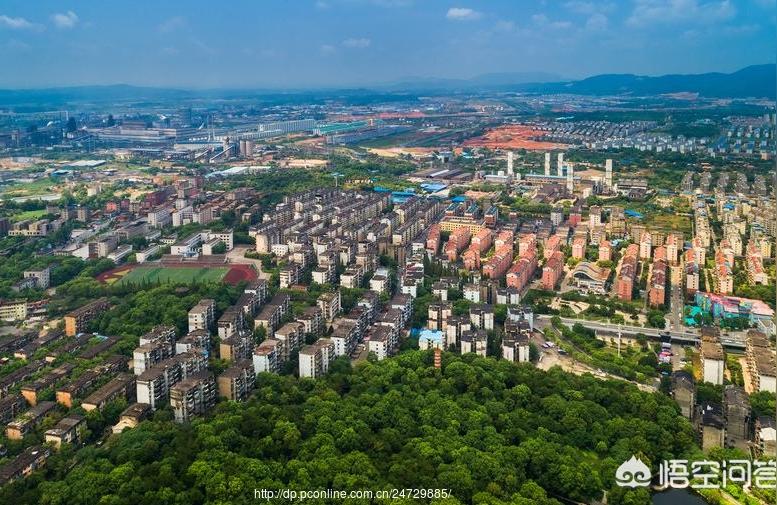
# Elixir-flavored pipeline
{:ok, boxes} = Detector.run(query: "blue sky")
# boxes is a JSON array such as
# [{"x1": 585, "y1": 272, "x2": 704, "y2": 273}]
[{"x1": 0, "y1": 0, "x2": 774, "y2": 88}]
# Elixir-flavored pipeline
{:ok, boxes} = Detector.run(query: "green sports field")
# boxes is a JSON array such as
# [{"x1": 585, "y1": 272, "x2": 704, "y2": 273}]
[{"x1": 117, "y1": 266, "x2": 229, "y2": 286}]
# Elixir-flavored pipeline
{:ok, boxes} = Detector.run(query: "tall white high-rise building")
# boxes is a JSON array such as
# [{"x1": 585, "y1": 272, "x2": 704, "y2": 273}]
[
  {"x1": 566, "y1": 163, "x2": 574, "y2": 192},
  {"x1": 544, "y1": 152, "x2": 551, "y2": 176},
  {"x1": 605, "y1": 159, "x2": 613, "y2": 189},
  {"x1": 507, "y1": 151, "x2": 514, "y2": 176},
  {"x1": 557, "y1": 153, "x2": 564, "y2": 177}
]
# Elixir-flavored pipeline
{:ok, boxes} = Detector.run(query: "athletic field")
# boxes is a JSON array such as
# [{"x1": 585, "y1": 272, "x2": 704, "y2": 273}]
[{"x1": 115, "y1": 266, "x2": 229, "y2": 286}]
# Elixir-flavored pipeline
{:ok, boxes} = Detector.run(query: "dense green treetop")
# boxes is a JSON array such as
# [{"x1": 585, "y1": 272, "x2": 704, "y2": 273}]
[{"x1": 3, "y1": 351, "x2": 698, "y2": 505}]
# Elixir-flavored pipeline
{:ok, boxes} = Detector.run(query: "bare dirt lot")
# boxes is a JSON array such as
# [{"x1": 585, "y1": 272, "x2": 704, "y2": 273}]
[{"x1": 462, "y1": 125, "x2": 570, "y2": 151}]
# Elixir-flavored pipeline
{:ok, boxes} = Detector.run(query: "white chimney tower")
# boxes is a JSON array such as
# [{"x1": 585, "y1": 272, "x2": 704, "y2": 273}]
[
  {"x1": 544, "y1": 152, "x2": 551, "y2": 176},
  {"x1": 557, "y1": 153, "x2": 564, "y2": 177}
]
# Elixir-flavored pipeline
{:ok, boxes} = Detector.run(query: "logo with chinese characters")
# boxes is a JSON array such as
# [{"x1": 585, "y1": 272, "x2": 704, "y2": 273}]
[
  {"x1": 615, "y1": 456, "x2": 652, "y2": 488},
  {"x1": 615, "y1": 458, "x2": 777, "y2": 490},
  {"x1": 657, "y1": 459, "x2": 777, "y2": 490}
]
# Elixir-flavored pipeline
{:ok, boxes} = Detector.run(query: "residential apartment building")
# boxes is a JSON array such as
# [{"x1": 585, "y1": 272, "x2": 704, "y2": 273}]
[
  {"x1": 170, "y1": 372, "x2": 217, "y2": 423},
  {"x1": 217, "y1": 361, "x2": 255, "y2": 402},
  {"x1": 299, "y1": 338, "x2": 336, "y2": 379},
  {"x1": 64, "y1": 298, "x2": 110, "y2": 336}
]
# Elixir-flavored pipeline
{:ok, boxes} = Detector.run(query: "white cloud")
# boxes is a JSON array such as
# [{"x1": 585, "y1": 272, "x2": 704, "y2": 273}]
[
  {"x1": 342, "y1": 37, "x2": 371, "y2": 48},
  {"x1": 564, "y1": 1, "x2": 615, "y2": 14},
  {"x1": 446, "y1": 7, "x2": 482, "y2": 21},
  {"x1": 0, "y1": 39, "x2": 31, "y2": 51},
  {"x1": 51, "y1": 11, "x2": 78, "y2": 29},
  {"x1": 0, "y1": 14, "x2": 38, "y2": 30},
  {"x1": 627, "y1": 0, "x2": 735, "y2": 27},
  {"x1": 158, "y1": 16, "x2": 187, "y2": 33},
  {"x1": 320, "y1": 44, "x2": 336, "y2": 55},
  {"x1": 315, "y1": 1, "x2": 330, "y2": 8},
  {"x1": 585, "y1": 13, "x2": 608, "y2": 31},
  {"x1": 532, "y1": 13, "x2": 572, "y2": 29}
]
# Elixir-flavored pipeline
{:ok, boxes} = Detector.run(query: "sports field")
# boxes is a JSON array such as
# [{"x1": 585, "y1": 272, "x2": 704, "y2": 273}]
[{"x1": 116, "y1": 266, "x2": 229, "y2": 286}]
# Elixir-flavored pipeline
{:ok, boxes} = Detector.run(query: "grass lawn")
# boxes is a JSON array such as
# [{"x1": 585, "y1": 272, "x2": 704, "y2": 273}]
[
  {"x1": 11, "y1": 209, "x2": 48, "y2": 222},
  {"x1": 644, "y1": 213, "x2": 692, "y2": 235},
  {"x1": 117, "y1": 266, "x2": 229, "y2": 286},
  {"x1": 0, "y1": 177, "x2": 58, "y2": 197}
]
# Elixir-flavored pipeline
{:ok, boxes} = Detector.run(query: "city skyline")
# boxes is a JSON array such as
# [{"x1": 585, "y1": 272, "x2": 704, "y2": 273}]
[{"x1": 0, "y1": 0, "x2": 775, "y2": 89}]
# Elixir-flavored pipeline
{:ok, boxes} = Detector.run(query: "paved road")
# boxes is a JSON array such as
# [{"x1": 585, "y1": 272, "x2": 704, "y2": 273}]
[
  {"x1": 668, "y1": 282, "x2": 684, "y2": 331},
  {"x1": 535, "y1": 314, "x2": 751, "y2": 351},
  {"x1": 534, "y1": 330, "x2": 657, "y2": 393},
  {"x1": 670, "y1": 344, "x2": 685, "y2": 371},
  {"x1": 535, "y1": 314, "x2": 701, "y2": 341}
]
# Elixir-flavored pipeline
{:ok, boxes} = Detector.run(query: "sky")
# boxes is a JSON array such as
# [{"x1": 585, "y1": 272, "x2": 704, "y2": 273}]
[{"x1": 0, "y1": 0, "x2": 774, "y2": 89}]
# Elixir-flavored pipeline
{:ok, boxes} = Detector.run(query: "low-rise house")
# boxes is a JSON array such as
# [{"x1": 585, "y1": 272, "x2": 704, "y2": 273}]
[
  {"x1": 723, "y1": 385, "x2": 750, "y2": 451},
  {"x1": 698, "y1": 403, "x2": 725, "y2": 451},
  {"x1": 0, "y1": 446, "x2": 51, "y2": 485},
  {"x1": 701, "y1": 337, "x2": 725, "y2": 385},
  {"x1": 56, "y1": 356, "x2": 126, "y2": 408},
  {"x1": 112, "y1": 403, "x2": 151, "y2": 434},
  {"x1": 671, "y1": 371, "x2": 696, "y2": 420},
  {"x1": 81, "y1": 374, "x2": 136, "y2": 412},
  {"x1": 64, "y1": 298, "x2": 110, "y2": 336},
  {"x1": 0, "y1": 395, "x2": 25, "y2": 425},
  {"x1": 20, "y1": 363, "x2": 75, "y2": 406},
  {"x1": 44, "y1": 414, "x2": 86, "y2": 449},
  {"x1": 6, "y1": 401, "x2": 56, "y2": 440}
]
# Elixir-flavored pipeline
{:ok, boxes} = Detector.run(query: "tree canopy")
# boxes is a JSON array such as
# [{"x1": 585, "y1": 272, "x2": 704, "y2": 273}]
[{"x1": 3, "y1": 351, "x2": 698, "y2": 505}]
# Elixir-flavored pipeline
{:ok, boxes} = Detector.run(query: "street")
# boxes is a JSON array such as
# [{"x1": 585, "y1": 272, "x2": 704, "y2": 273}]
[{"x1": 532, "y1": 329, "x2": 657, "y2": 393}]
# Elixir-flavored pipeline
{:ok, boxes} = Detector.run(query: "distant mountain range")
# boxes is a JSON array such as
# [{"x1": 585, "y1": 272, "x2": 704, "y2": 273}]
[
  {"x1": 0, "y1": 64, "x2": 773, "y2": 108},
  {"x1": 528, "y1": 64, "x2": 775, "y2": 99},
  {"x1": 386, "y1": 64, "x2": 775, "y2": 98},
  {"x1": 383, "y1": 71, "x2": 566, "y2": 91}
]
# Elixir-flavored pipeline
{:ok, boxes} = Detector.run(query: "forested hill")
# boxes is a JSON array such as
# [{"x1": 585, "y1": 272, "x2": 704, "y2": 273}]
[
  {"x1": 531, "y1": 64, "x2": 776, "y2": 99},
  {"x1": 5, "y1": 352, "x2": 698, "y2": 505}
]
